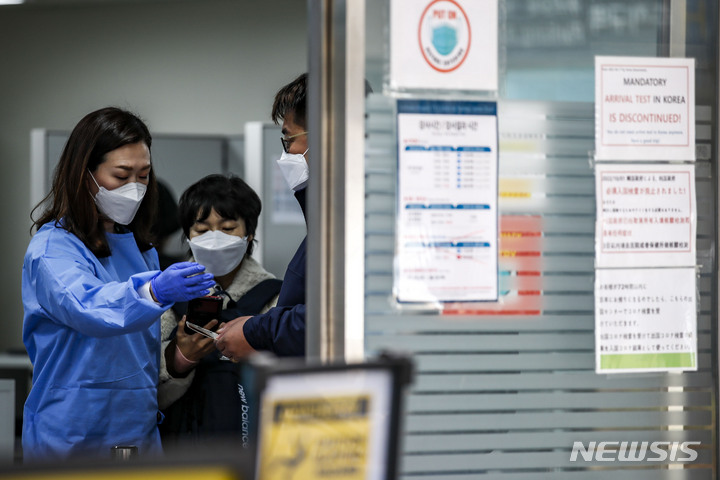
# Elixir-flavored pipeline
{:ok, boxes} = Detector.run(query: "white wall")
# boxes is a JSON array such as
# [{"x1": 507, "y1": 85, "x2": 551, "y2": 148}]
[{"x1": 0, "y1": 0, "x2": 308, "y2": 352}]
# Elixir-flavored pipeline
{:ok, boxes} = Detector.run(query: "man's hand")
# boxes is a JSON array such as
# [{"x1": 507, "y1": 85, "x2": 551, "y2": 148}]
[{"x1": 215, "y1": 315, "x2": 256, "y2": 361}]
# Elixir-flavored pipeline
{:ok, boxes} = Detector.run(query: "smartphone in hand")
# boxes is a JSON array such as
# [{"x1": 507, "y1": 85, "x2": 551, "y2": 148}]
[{"x1": 184, "y1": 295, "x2": 223, "y2": 335}]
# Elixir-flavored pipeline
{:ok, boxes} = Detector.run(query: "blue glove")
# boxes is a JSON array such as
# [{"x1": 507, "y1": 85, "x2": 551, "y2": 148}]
[{"x1": 150, "y1": 262, "x2": 215, "y2": 304}]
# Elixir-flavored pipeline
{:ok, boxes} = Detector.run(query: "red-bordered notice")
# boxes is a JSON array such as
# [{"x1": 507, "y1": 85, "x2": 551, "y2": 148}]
[
  {"x1": 595, "y1": 164, "x2": 696, "y2": 268},
  {"x1": 594, "y1": 56, "x2": 695, "y2": 161}
]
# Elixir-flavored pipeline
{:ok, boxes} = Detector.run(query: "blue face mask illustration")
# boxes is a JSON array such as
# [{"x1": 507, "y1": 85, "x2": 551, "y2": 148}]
[{"x1": 432, "y1": 24, "x2": 457, "y2": 56}]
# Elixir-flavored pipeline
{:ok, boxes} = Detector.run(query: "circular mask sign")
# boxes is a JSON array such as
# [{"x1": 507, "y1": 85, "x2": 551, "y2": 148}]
[{"x1": 418, "y1": 0, "x2": 472, "y2": 73}]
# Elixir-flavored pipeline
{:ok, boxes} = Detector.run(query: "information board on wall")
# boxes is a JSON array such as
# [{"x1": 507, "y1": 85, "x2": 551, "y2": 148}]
[
  {"x1": 595, "y1": 267, "x2": 697, "y2": 374},
  {"x1": 395, "y1": 99, "x2": 498, "y2": 303},
  {"x1": 594, "y1": 56, "x2": 695, "y2": 161},
  {"x1": 595, "y1": 164, "x2": 696, "y2": 268},
  {"x1": 389, "y1": 0, "x2": 498, "y2": 91}
]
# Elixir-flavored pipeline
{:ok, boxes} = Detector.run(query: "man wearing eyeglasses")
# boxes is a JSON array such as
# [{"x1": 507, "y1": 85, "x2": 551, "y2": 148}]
[{"x1": 215, "y1": 73, "x2": 309, "y2": 360}]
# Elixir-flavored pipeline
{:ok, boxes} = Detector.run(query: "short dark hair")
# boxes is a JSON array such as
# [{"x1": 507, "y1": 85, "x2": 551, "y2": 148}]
[
  {"x1": 178, "y1": 174, "x2": 261, "y2": 256},
  {"x1": 271, "y1": 73, "x2": 307, "y2": 128},
  {"x1": 270, "y1": 73, "x2": 374, "y2": 126},
  {"x1": 32, "y1": 107, "x2": 157, "y2": 257}
]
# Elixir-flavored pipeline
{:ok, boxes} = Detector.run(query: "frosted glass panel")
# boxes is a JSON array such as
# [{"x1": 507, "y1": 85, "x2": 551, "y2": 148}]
[{"x1": 363, "y1": 96, "x2": 715, "y2": 478}]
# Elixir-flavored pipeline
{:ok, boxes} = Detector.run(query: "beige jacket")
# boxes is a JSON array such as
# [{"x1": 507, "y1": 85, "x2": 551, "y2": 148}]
[{"x1": 157, "y1": 256, "x2": 278, "y2": 409}]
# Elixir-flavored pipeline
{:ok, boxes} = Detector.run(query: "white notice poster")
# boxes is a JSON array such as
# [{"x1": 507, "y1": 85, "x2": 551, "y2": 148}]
[
  {"x1": 395, "y1": 100, "x2": 498, "y2": 303},
  {"x1": 595, "y1": 267, "x2": 697, "y2": 374},
  {"x1": 595, "y1": 164, "x2": 696, "y2": 268},
  {"x1": 390, "y1": 0, "x2": 498, "y2": 92},
  {"x1": 595, "y1": 56, "x2": 695, "y2": 161}
]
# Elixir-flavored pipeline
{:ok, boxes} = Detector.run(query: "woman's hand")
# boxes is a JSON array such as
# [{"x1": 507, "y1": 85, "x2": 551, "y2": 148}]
[
  {"x1": 150, "y1": 262, "x2": 215, "y2": 304},
  {"x1": 175, "y1": 316, "x2": 221, "y2": 362}
]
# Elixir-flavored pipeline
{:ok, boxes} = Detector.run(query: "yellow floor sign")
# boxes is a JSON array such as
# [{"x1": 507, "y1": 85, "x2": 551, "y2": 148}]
[{"x1": 258, "y1": 394, "x2": 371, "y2": 480}]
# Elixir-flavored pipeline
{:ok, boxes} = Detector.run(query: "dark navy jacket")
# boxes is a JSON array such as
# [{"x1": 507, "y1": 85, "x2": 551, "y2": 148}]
[{"x1": 242, "y1": 188, "x2": 306, "y2": 356}]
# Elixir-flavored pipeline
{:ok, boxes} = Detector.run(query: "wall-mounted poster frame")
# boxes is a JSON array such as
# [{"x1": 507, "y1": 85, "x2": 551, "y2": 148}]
[{"x1": 394, "y1": 99, "x2": 498, "y2": 304}]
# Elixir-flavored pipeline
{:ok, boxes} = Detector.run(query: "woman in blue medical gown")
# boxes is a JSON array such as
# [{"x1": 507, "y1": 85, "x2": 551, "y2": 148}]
[{"x1": 21, "y1": 107, "x2": 216, "y2": 461}]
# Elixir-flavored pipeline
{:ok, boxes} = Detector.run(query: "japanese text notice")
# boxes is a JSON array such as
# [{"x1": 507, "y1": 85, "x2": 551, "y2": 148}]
[
  {"x1": 595, "y1": 267, "x2": 697, "y2": 374},
  {"x1": 595, "y1": 164, "x2": 696, "y2": 268}
]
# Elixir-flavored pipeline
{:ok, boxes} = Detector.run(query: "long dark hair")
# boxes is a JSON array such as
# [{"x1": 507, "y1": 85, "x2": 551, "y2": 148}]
[
  {"x1": 31, "y1": 107, "x2": 158, "y2": 257},
  {"x1": 178, "y1": 174, "x2": 261, "y2": 256}
]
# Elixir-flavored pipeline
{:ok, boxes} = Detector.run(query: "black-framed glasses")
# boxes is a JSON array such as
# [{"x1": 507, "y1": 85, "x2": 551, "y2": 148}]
[{"x1": 281, "y1": 131, "x2": 308, "y2": 153}]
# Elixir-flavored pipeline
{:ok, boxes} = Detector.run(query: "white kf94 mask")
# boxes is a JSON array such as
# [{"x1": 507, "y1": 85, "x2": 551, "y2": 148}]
[
  {"x1": 276, "y1": 149, "x2": 309, "y2": 191},
  {"x1": 90, "y1": 172, "x2": 147, "y2": 225},
  {"x1": 188, "y1": 230, "x2": 249, "y2": 277}
]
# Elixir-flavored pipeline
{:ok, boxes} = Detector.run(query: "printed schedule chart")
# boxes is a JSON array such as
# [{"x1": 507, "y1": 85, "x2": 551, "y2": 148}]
[{"x1": 395, "y1": 100, "x2": 498, "y2": 303}]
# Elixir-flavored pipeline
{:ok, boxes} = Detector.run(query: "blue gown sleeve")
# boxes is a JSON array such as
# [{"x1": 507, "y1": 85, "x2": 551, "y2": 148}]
[
  {"x1": 242, "y1": 304, "x2": 306, "y2": 357},
  {"x1": 30, "y1": 248, "x2": 167, "y2": 339}
]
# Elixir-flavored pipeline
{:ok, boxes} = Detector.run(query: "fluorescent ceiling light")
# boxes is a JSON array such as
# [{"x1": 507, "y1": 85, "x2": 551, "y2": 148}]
[{"x1": 0, "y1": 0, "x2": 24, "y2": 4}]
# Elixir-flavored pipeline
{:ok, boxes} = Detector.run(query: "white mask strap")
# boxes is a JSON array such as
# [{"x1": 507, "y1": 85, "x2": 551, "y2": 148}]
[{"x1": 88, "y1": 170, "x2": 101, "y2": 189}]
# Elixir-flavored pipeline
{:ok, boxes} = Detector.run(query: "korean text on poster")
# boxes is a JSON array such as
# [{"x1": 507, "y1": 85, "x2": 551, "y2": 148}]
[
  {"x1": 390, "y1": 0, "x2": 498, "y2": 91},
  {"x1": 395, "y1": 100, "x2": 498, "y2": 303},
  {"x1": 595, "y1": 56, "x2": 695, "y2": 161},
  {"x1": 595, "y1": 267, "x2": 697, "y2": 374},
  {"x1": 595, "y1": 164, "x2": 696, "y2": 268}
]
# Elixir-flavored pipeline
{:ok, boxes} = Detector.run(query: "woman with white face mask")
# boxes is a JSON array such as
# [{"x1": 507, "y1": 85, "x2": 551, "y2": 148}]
[
  {"x1": 21, "y1": 107, "x2": 214, "y2": 461},
  {"x1": 158, "y1": 174, "x2": 280, "y2": 447}
]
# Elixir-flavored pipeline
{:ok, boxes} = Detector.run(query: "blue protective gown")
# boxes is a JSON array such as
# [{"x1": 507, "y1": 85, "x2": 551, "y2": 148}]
[{"x1": 22, "y1": 222, "x2": 168, "y2": 461}]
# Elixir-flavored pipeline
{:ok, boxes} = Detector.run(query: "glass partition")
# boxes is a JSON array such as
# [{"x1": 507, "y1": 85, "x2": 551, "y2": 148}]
[{"x1": 362, "y1": 0, "x2": 718, "y2": 477}]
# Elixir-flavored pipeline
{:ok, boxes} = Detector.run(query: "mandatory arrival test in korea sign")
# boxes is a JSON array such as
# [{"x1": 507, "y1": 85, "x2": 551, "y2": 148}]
[
  {"x1": 390, "y1": 0, "x2": 498, "y2": 91},
  {"x1": 595, "y1": 56, "x2": 695, "y2": 161}
]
